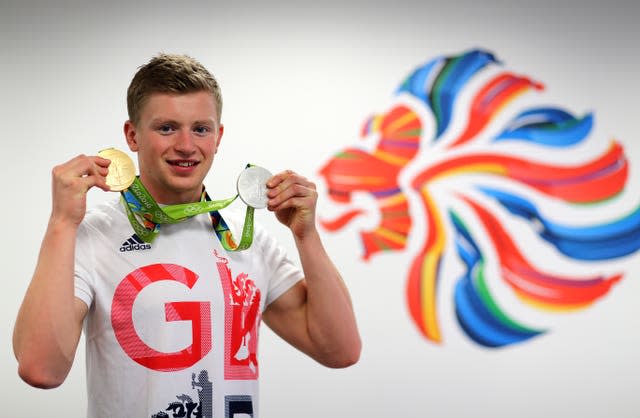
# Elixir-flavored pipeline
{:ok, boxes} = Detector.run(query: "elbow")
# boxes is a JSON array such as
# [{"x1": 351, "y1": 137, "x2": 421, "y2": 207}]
[
  {"x1": 17, "y1": 360, "x2": 67, "y2": 389},
  {"x1": 327, "y1": 351, "x2": 360, "y2": 369},
  {"x1": 14, "y1": 333, "x2": 74, "y2": 389},
  {"x1": 322, "y1": 337, "x2": 362, "y2": 369}
]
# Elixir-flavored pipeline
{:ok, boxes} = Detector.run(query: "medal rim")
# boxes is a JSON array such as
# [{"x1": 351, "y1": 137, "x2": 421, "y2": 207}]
[
  {"x1": 236, "y1": 166, "x2": 272, "y2": 209},
  {"x1": 97, "y1": 148, "x2": 136, "y2": 192}
]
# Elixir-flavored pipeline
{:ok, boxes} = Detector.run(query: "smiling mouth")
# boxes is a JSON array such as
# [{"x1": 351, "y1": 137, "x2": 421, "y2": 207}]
[{"x1": 168, "y1": 160, "x2": 199, "y2": 167}]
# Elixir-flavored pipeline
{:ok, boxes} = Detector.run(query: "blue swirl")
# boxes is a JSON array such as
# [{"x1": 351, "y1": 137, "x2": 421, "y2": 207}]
[
  {"x1": 396, "y1": 56, "x2": 445, "y2": 103},
  {"x1": 495, "y1": 107, "x2": 593, "y2": 147},
  {"x1": 450, "y1": 211, "x2": 544, "y2": 348},
  {"x1": 480, "y1": 187, "x2": 640, "y2": 260},
  {"x1": 431, "y1": 50, "x2": 498, "y2": 139},
  {"x1": 396, "y1": 49, "x2": 498, "y2": 140}
]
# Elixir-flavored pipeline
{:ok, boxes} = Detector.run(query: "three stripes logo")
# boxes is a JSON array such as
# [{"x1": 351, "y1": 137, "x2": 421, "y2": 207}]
[{"x1": 119, "y1": 234, "x2": 152, "y2": 252}]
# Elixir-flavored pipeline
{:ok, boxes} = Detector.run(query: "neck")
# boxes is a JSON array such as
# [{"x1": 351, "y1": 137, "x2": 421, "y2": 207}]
[{"x1": 137, "y1": 176, "x2": 203, "y2": 205}]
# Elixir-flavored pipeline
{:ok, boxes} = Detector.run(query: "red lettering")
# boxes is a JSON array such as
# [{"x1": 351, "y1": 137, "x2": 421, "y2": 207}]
[{"x1": 111, "y1": 263, "x2": 212, "y2": 372}]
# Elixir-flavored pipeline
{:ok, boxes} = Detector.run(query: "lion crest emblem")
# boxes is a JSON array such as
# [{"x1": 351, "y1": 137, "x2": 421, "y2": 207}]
[{"x1": 318, "y1": 49, "x2": 639, "y2": 348}]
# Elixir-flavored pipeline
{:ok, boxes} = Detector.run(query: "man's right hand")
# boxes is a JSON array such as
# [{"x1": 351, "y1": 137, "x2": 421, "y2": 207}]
[{"x1": 51, "y1": 155, "x2": 111, "y2": 226}]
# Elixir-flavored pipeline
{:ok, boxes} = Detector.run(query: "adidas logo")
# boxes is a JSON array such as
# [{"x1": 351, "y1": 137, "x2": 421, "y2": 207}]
[{"x1": 119, "y1": 234, "x2": 151, "y2": 252}]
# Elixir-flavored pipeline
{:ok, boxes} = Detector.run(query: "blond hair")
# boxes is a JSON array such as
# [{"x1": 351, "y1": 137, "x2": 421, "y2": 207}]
[{"x1": 127, "y1": 53, "x2": 222, "y2": 124}]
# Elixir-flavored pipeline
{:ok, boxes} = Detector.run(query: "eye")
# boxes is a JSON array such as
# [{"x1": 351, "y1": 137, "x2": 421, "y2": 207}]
[
  {"x1": 157, "y1": 124, "x2": 176, "y2": 135},
  {"x1": 193, "y1": 125, "x2": 212, "y2": 136}
]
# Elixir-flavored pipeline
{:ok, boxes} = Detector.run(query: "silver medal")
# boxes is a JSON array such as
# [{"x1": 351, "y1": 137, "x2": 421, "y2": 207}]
[{"x1": 236, "y1": 166, "x2": 272, "y2": 209}]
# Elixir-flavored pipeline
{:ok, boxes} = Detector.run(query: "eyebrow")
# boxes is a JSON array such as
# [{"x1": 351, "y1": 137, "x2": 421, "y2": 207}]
[
  {"x1": 150, "y1": 118, "x2": 177, "y2": 125},
  {"x1": 148, "y1": 117, "x2": 217, "y2": 127},
  {"x1": 192, "y1": 119, "x2": 216, "y2": 125}
]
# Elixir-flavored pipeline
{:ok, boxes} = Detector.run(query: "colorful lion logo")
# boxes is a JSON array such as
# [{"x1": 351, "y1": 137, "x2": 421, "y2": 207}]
[{"x1": 318, "y1": 49, "x2": 640, "y2": 348}]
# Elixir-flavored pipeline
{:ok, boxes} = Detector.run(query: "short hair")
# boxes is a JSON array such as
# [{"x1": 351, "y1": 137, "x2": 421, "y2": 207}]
[{"x1": 127, "y1": 53, "x2": 223, "y2": 125}]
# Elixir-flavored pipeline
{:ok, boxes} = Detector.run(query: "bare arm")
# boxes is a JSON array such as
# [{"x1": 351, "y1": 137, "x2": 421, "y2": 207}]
[
  {"x1": 262, "y1": 171, "x2": 361, "y2": 368},
  {"x1": 13, "y1": 155, "x2": 110, "y2": 388}
]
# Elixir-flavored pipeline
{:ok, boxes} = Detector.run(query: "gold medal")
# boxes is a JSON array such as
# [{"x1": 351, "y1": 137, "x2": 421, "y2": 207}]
[{"x1": 98, "y1": 148, "x2": 136, "y2": 191}]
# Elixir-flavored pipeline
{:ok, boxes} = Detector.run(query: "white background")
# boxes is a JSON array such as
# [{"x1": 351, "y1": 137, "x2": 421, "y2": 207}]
[{"x1": 1, "y1": 0, "x2": 639, "y2": 417}]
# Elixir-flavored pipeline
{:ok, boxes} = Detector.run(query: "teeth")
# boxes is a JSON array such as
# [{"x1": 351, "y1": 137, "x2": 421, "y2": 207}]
[{"x1": 175, "y1": 162, "x2": 195, "y2": 167}]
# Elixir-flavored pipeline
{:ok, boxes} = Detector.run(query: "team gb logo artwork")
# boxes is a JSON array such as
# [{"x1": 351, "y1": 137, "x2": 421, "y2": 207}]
[{"x1": 318, "y1": 49, "x2": 639, "y2": 348}]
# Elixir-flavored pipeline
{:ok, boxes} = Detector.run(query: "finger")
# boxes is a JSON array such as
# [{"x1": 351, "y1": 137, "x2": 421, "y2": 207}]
[
  {"x1": 95, "y1": 156, "x2": 112, "y2": 168},
  {"x1": 68, "y1": 168, "x2": 110, "y2": 194},
  {"x1": 268, "y1": 197, "x2": 318, "y2": 222},
  {"x1": 54, "y1": 155, "x2": 111, "y2": 192},
  {"x1": 267, "y1": 170, "x2": 315, "y2": 189},
  {"x1": 267, "y1": 171, "x2": 314, "y2": 196},
  {"x1": 62, "y1": 155, "x2": 109, "y2": 177},
  {"x1": 268, "y1": 183, "x2": 317, "y2": 208},
  {"x1": 269, "y1": 183, "x2": 317, "y2": 210},
  {"x1": 78, "y1": 161, "x2": 110, "y2": 190},
  {"x1": 87, "y1": 158, "x2": 113, "y2": 192},
  {"x1": 83, "y1": 173, "x2": 111, "y2": 192},
  {"x1": 268, "y1": 181, "x2": 306, "y2": 204},
  {"x1": 266, "y1": 170, "x2": 294, "y2": 189}
]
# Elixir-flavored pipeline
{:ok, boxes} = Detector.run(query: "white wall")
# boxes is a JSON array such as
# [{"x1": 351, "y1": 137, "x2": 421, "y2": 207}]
[{"x1": 2, "y1": 0, "x2": 639, "y2": 416}]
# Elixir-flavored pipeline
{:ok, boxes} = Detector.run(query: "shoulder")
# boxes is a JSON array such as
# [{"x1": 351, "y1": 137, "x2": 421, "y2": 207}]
[{"x1": 80, "y1": 198, "x2": 125, "y2": 235}]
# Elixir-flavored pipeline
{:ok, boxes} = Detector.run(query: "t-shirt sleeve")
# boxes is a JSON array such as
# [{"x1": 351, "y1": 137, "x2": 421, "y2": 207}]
[
  {"x1": 254, "y1": 224, "x2": 303, "y2": 307},
  {"x1": 74, "y1": 221, "x2": 96, "y2": 308}
]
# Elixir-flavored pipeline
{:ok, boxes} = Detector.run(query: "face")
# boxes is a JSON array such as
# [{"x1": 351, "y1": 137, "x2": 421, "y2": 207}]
[{"x1": 124, "y1": 91, "x2": 224, "y2": 204}]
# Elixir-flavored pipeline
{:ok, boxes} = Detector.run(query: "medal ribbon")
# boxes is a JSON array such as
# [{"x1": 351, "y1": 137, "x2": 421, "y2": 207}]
[{"x1": 121, "y1": 176, "x2": 255, "y2": 251}]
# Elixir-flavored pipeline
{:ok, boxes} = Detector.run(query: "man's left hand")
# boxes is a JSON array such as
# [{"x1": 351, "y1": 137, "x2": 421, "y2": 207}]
[{"x1": 266, "y1": 170, "x2": 318, "y2": 240}]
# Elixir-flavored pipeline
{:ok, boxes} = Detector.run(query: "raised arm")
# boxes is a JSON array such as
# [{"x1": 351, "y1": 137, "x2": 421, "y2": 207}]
[
  {"x1": 262, "y1": 170, "x2": 361, "y2": 368},
  {"x1": 13, "y1": 154, "x2": 111, "y2": 388}
]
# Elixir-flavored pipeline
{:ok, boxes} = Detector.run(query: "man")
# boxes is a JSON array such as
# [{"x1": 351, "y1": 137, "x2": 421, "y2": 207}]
[{"x1": 13, "y1": 53, "x2": 361, "y2": 417}]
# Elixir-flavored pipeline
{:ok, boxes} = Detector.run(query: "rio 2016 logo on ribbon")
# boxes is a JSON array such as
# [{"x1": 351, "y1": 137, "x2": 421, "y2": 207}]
[{"x1": 318, "y1": 48, "x2": 639, "y2": 348}]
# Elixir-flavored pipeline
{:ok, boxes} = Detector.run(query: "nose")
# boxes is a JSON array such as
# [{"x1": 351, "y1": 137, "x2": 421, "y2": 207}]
[{"x1": 174, "y1": 129, "x2": 196, "y2": 155}]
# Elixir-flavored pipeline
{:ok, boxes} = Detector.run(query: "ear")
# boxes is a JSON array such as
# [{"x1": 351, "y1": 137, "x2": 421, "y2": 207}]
[
  {"x1": 214, "y1": 124, "x2": 224, "y2": 155},
  {"x1": 124, "y1": 120, "x2": 139, "y2": 152}
]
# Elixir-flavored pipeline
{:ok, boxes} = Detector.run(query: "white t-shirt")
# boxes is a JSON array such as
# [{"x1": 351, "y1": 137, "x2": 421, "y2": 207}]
[{"x1": 74, "y1": 198, "x2": 302, "y2": 418}]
